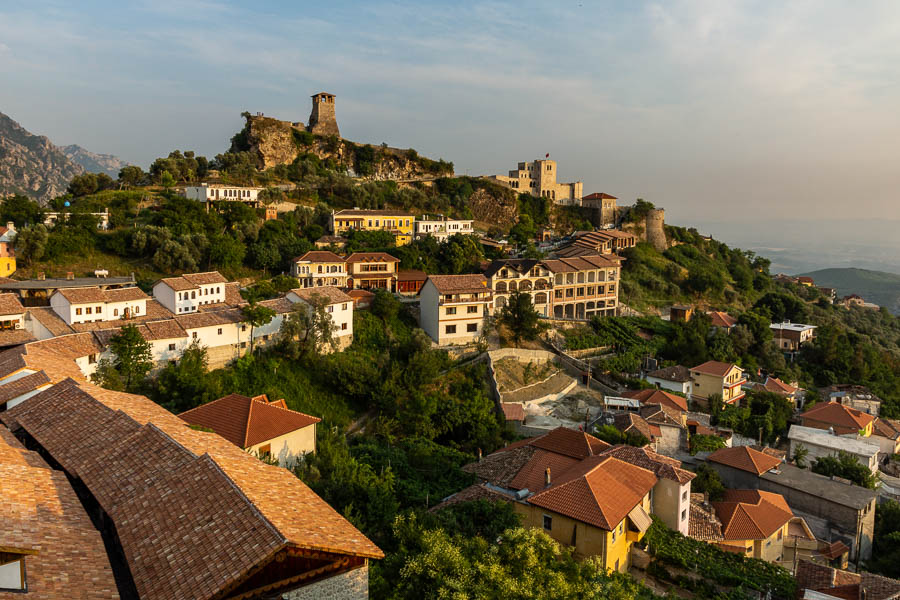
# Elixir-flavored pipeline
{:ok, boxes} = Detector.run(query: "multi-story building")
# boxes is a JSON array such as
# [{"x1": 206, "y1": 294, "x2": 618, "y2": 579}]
[
  {"x1": 799, "y1": 400, "x2": 875, "y2": 436},
  {"x1": 581, "y1": 192, "x2": 618, "y2": 226},
  {"x1": 542, "y1": 255, "x2": 622, "y2": 319},
  {"x1": 788, "y1": 425, "x2": 880, "y2": 473},
  {"x1": 0, "y1": 222, "x2": 16, "y2": 276},
  {"x1": 345, "y1": 252, "x2": 400, "y2": 292},
  {"x1": 709, "y1": 490, "x2": 794, "y2": 562},
  {"x1": 330, "y1": 209, "x2": 414, "y2": 246},
  {"x1": 290, "y1": 250, "x2": 348, "y2": 288},
  {"x1": 49, "y1": 286, "x2": 150, "y2": 325},
  {"x1": 690, "y1": 360, "x2": 746, "y2": 406},
  {"x1": 484, "y1": 259, "x2": 553, "y2": 316},
  {"x1": 413, "y1": 216, "x2": 474, "y2": 241},
  {"x1": 183, "y1": 183, "x2": 263, "y2": 207},
  {"x1": 487, "y1": 159, "x2": 583, "y2": 205},
  {"x1": 555, "y1": 230, "x2": 638, "y2": 258},
  {"x1": 152, "y1": 272, "x2": 228, "y2": 314},
  {"x1": 286, "y1": 286, "x2": 354, "y2": 350},
  {"x1": 770, "y1": 322, "x2": 816, "y2": 351},
  {"x1": 420, "y1": 274, "x2": 492, "y2": 345}
]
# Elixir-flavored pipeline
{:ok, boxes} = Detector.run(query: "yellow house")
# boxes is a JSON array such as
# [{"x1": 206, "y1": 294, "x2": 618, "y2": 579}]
[
  {"x1": 0, "y1": 222, "x2": 17, "y2": 276},
  {"x1": 711, "y1": 489, "x2": 793, "y2": 563},
  {"x1": 330, "y1": 209, "x2": 414, "y2": 246},
  {"x1": 178, "y1": 393, "x2": 320, "y2": 468},
  {"x1": 690, "y1": 360, "x2": 746, "y2": 406},
  {"x1": 518, "y1": 455, "x2": 657, "y2": 572}
]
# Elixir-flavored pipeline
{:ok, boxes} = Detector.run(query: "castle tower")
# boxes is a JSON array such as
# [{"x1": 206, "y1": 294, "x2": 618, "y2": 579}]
[
  {"x1": 645, "y1": 208, "x2": 667, "y2": 252},
  {"x1": 307, "y1": 92, "x2": 340, "y2": 137}
]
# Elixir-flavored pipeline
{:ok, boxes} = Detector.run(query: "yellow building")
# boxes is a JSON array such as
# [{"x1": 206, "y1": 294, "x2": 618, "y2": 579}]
[
  {"x1": 0, "y1": 222, "x2": 17, "y2": 276},
  {"x1": 330, "y1": 209, "x2": 414, "y2": 246},
  {"x1": 519, "y1": 455, "x2": 656, "y2": 571},
  {"x1": 690, "y1": 360, "x2": 746, "y2": 407},
  {"x1": 178, "y1": 393, "x2": 320, "y2": 468},
  {"x1": 711, "y1": 490, "x2": 793, "y2": 563}
]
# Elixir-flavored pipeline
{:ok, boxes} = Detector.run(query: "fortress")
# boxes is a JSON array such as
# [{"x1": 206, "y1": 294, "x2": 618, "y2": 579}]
[{"x1": 306, "y1": 92, "x2": 340, "y2": 137}]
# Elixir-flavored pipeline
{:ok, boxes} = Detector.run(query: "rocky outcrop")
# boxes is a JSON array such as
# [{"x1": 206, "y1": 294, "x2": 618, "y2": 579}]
[
  {"x1": 468, "y1": 186, "x2": 518, "y2": 229},
  {"x1": 0, "y1": 111, "x2": 84, "y2": 203},
  {"x1": 61, "y1": 144, "x2": 129, "y2": 178}
]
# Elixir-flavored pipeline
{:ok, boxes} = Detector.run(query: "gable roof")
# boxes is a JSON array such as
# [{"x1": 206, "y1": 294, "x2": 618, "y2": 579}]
[
  {"x1": 601, "y1": 444, "x2": 695, "y2": 484},
  {"x1": 344, "y1": 252, "x2": 399, "y2": 264},
  {"x1": 157, "y1": 271, "x2": 227, "y2": 291},
  {"x1": 179, "y1": 393, "x2": 321, "y2": 448},
  {"x1": 426, "y1": 274, "x2": 488, "y2": 294},
  {"x1": 482, "y1": 258, "x2": 541, "y2": 279},
  {"x1": 0, "y1": 292, "x2": 24, "y2": 315},
  {"x1": 624, "y1": 388, "x2": 688, "y2": 412},
  {"x1": 289, "y1": 286, "x2": 353, "y2": 305},
  {"x1": 293, "y1": 250, "x2": 345, "y2": 263},
  {"x1": 53, "y1": 286, "x2": 108, "y2": 304},
  {"x1": 691, "y1": 360, "x2": 741, "y2": 377},
  {"x1": 800, "y1": 401, "x2": 875, "y2": 432},
  {"x1": 712, "y1": 489, "x2": 793, "y2": 541},
  {"x1": 763, "y1": 377, "x2": 799, "y2": 395},
  {"x1": 708, "y1": 311, "x2": 738, "y2": 328},
  {"x1": 529, "y1": 426, "x2": 611, "y2": 458},
  {"x1": 689, "y1": 492, "x2": 724, "y2": 542},
  {"x1": 646, "y1": 364, "x2": 691, "y2": 383},
  {"x1": 582, "y1": 192, "x2": 617, "y2": 200},
  {"x1": 708, "y1": 445, "x2": 782, "y2": 475},
  {"x1": 612, "y1": 412, "x2": 660, "y2": 440},
  {"x1": 528, "y1": 455, "x2": 657, "y2": 530},
  {"x1": 640, "y1": 403, "x2": 686, "y2": 428}
]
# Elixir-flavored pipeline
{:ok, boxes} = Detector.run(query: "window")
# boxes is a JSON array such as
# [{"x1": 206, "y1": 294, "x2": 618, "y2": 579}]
[
  {"x1": 445, "y1": 325, "x2": 456, "y2": 334},
  {"x1": 217, "y1": 328, "x2": 223, "y2": 335},
  {"x1": 258, "y1": 444, "x2": 271, "y2": 459},
  {"x1": 542, "y1": 515, "x2": 552, "y2": 531},
  {"x1": 467, "y1": 305, "x2": 478, "y2": 314},
  {"x1": 114, "y1": 308, "x2": 119, "y2": 317},
  {"x1": 88, "y1": 353, "x2": 97, "y2": 364},
  {"x1": 134, "y1": 306, "x2": 140, "y2": 314},
  {"x1": 681, "y1": 509, "x2": 687, "y2": 521},
  {"x1": 777, "y1": 530, "x2": 783, "y2": 541},
  {"x1": 745, "y1": 546, "x2": 752, "y2": 553},
  {"x1": 682, "y1": 490, "x2": 688, "y2": 501},
  {"x1": 76, "y1": 308, "x2": 82, "y2": 315},
  {"x1": 0, "y1": 552, "x2": 27, "y2": 591},
  {"x1": 341, "y1": 322, "x2": 348, "y2": 330},
  {"x1": 192, "y1": 332, "x2": 198, "y2": 339},
  {"x1": 241, "y1": 325, "x2": 247, "y2": 332},
  {"x1": 467, "y1": 323, "x2": 478, "y2": 332},
  {"x1": 446, "y1": 307, "x2": 457, "y2": 315},
  {"x1": 178, "y1": 292, "x2": 182, "y2": 300},
  {"x1": 342, "y1": 303, "x2": 347, "y2": 310},
  {"x1": 168, "y1": 343, "x2": 176, "y2": 351},
  {"x1": 85, "y1": 307, "x2": 92, "y2": 315},
  {"x1": 191, "y1": 291, "x2": 196, "y2": 299}
]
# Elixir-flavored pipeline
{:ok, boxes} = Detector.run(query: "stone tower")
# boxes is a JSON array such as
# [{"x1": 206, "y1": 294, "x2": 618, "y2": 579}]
[
  {"x1": 307, "y1": 92, "x2": 340, "y2": 137},
  {"x1": 645, "y1": 208, "x2": 667, "y2": 252}
]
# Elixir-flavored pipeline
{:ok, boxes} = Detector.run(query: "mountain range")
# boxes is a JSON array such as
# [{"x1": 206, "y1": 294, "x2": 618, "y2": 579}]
[
  {"x1": 0, "y1": 110, "x2": 128, "y2": 203},
  {"x1": 799, "y1": 267, "x2": 900, "y2": 315}
]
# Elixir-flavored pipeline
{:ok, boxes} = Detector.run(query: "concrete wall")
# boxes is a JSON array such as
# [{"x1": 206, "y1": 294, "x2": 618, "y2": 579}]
[
  {"x1": 284, "y1": 565, "x2": 368, "y2": 600},
  {"x1": 248, "y1": 424, "x2": 316, "y2": 468},
  {"x1": 653, "y1": 477, "x2": 691, "y2": 536},
  {"x1": 789, "y1": 437, "x2": 879, "y2": 472}
]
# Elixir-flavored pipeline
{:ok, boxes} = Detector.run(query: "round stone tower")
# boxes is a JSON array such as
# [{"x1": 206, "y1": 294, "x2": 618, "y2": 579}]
[{"x1": 645, "y1": 208, "x2": 667, "y2": 251}]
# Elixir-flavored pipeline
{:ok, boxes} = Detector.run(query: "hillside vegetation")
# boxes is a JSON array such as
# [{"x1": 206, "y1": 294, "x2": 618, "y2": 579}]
[{"x1": 800, "y1": 267, "x2": 900, "y2": 315}]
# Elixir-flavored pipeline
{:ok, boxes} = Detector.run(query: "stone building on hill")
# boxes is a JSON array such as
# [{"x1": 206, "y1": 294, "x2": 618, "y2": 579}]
[
  {"x1": 487, "y1": 159, "x2": 583, "y2": 205},
  {"x1": 307, "y1": 92, "x2": 340, "y2": 137}
]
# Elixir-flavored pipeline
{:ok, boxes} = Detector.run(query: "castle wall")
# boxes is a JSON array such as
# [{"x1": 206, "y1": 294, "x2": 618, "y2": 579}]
[{"x1": 645, "y1": 208, "x2": 666, "y2": 251}]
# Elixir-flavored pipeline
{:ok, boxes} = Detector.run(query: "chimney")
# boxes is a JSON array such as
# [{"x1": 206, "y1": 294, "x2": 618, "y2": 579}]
[
  {"x1": 6, "y1": 221, "x2": 14, "y2": 232},
  {"x1": 545, "y1": 467, "x2": 551, "y2": 488},
  {"x1": 66, "y1": 272, "x2": 74, "y2": 280}
]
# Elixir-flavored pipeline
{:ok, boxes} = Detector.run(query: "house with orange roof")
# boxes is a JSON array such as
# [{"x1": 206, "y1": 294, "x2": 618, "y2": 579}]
[
  {"x1": 420, "y1": 274, "x2": 491, "y2": 345},
  {"x1": 624, "y1": 388, "x2": 689, "y2": 413},
  {"x1": 179, "y1": 393, "x2": 320, "y2": 467},
  {"x1": 753, "y1": 376, "x2": 802, "y2": 405},
  {"x1": 290, "y1": 250, "x2": 348, "y2": 289},
  {"x1": 690, "y1": 360, "x2": 747, "y2": 406},
  {"x1": 345, "y1": 252, "x2": 400, "y2": 292},
  {"x1": 800, "y1": 401, "x2": 875, "y2": 437},
  {"x1": 152, "y1": 271, "x2": 229, "y2": 315},
  {"x1": 456, "y1": 427, "x2": 694, "y2": 566},
  {"x1": 710, "y1": 489, "x2": 794, "y2": 562},
  {"x1": 708, "y1": 311, "x2": 738, "y2": 330}
]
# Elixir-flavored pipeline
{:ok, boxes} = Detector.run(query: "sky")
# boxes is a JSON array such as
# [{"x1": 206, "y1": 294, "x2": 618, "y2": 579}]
[{"x1": 2, "y1": 0, "x2": 900, "y2": 225}]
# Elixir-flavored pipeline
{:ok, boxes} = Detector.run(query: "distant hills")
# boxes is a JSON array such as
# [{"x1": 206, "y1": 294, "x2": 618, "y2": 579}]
[
  {"x1": 61, "y1": 144, "x2": 129, "y2": 178},
  {"x1": 0, "y1": 110, "x2": 128, "y2": 204},
  {"x1": 799, "y1": 267, "x2": 900, "y2": 315}
]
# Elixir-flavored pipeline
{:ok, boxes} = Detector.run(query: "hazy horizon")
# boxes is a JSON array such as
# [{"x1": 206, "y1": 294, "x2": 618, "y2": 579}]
[{"x1": 3, "y1": 1, "x2": 900, "y2": 223}]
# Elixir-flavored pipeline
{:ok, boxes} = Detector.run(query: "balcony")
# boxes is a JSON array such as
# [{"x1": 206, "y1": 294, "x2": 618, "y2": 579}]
[{"x1": 439, "y1": 294, "x2": 491, "y2": 305}]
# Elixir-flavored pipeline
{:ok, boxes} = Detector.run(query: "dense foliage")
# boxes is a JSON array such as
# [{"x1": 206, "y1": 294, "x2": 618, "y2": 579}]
[
  {"x1": 868, "y1": 499, "x2": 900, "y2": 577},
  {"x1": 811, "y1": 451, "x2": 879, "y2": 489}
]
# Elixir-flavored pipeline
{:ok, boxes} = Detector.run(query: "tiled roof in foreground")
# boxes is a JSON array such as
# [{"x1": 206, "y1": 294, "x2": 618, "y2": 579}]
[{"x1": 1, "y1": 379, "x2": 382, "y2": 600}]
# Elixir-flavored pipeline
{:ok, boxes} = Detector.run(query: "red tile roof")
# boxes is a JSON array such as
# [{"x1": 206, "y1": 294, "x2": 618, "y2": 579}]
[
  {"x1": 708, "y1": 311, "x2": 738, "y2": 328},
  {"x1": 426, "y1": 274, "x2": 489, "y2": 294},
  {"x1": 582, "y1": 192, "x2": 617, "y2": 200},
  {"x1": 601, "y1": 445, "x2": 695, "y2": 484},
  {"x1": 800, "y1": 401, "x2": 874, "y2": 432},
  {"x1": 528, "y1": 455, "x2": 657, "y2": 531},
  {"x1": 707, "y1": 445, "x2": 782, "y2": 475},
  {"x1": 179, "y1": 393, "x2": 321, "y2": 448},
  {"x1": 624, "y1": 388, "x2": 688, "y2": 412},
  {"x1": 289, "y1": 286, "x2": 353, "y2": 305},
  {"x1": 500, "y1": 402, "x2": 525, "y2": 421},
  {"x1": 762, "y1": 377, "x2": 799, "y2": 395},
  {"x1": 293, "y1": 250, "x2": 345, "y2": 263},
  {"x1": 691, "y1": 360, "x2": 741, "y2": 377},
  {"x1": 345, "y1": 252, "x2": 399, "y2": 263},
  {"x1": 529, "y1": 426, "x2": 611, "y2": 458},
  {"x1": 54, "y1": 286, "x2": 107, "y2": 304},
  {"x1": 711, "y1": 489, "x2": 793, "y2": 541},
  {"x1": 0, "y1": 292, "x2": 24, "y2": 315},
  {"x1": 689, "y1": 493, "x2": 724, "y2": 542}
]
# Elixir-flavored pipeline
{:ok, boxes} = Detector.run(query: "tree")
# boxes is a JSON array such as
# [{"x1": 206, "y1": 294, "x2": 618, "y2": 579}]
[
  {"x1": 92, "y1": 324, "x2": 154, "y2": 391},
  {"x1": 593, "y1": 424, "x2": 649, "y2": 447},
  {"x1": 208, "y1": 234, "x2": 246, "y2": 270},
  {"x1": 13, "y1": 224, "x2": 48, "y2": 266},
  {"x1": 691, "y1": 464, "x2": 725, "y2": 501},
  {"x1": 812, "y1": 451, "x2": 879, "y2": 489},
  {"x1": 371, "y1": 289, "x2": 400, "y2": 322},
  {"x1": 118, "y1": 165, "x2": 146, "y2": 187},
  {"x1": 792, "y1": 443, "x2": 809, "y2": 468},
  {"x1": 241, "y1": 302, "x2": 276, "y2": 353},
  {"x1": 508, "y1": 214, "x2": 536, "y2": 245},
  {"x1": 496, "y1": 291, "x2": 549, "y2": 347},
  {"x1": 277, "y1": 295, "x2": 337, "y2": 359},
  {"x1": 690, "y1": 433, "x2": 726, "y2": 455},
  {"x1": 160, "y1": 170, "x2": 176, "y2": 191},
  {"x1": 0, "y1": 195, "x2": 44, "y2": 227},
  {"x1": 153, "y1": 341, "x2": 214, "y2": 413}
]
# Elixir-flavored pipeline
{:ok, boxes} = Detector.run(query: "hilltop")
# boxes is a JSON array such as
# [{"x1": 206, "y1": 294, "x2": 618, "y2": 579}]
[
  {"x1": 61, "y1": 144, "x2": 130, "y2": 178},
  {"x1": 799, "y1": 267, "x2": 900, "y2": 315},
  {"x1": 0, "y1": 111, "x2": 84, "y2": 203}
]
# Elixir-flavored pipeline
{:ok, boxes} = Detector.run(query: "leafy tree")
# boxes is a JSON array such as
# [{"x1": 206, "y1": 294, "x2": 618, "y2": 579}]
[
  {"x1": 496, "y1": 291, "x2": 549, "y2": 347},
  {"x1": 371, "y1": 289, "x2": 401, "y2": 322},
  {"x1": 0, "y1": 195, "x2": 44, "y2": 227},
  {"x1": 792, "y1": 444, "x2": 809, "y2": 468},
  {"x1": 593, "y1": 424, "x2": 649, "y2": 447},
  {"x1": 241, "y1": 302, "x2": 276, "y2": 353},
  {"x1": 68, "y1": 172, "x2": 115, "y2": 196},
  {"x1": 811, "y1": 451, "x2": 879, "y2": 489},
  {"x1": 118, "y1": 165, "x2": 146, "y2": 187},
  {"x1": 13, "y1": 224, "x2": 48, "y2": 265},
  {"x1": 208, "y1": 234, "x2": 246, "y2": 270},
  {"x1": 277, "y1": 295, "x2": 337, "y2": 359},
  {"x1": 691, "y1": 464, "x2": 725, "y2": 501},
  {"x1": 509, "y1": 214, "x2": 536, "y2": 245},
  {"x1": 690, "y1": 433, "x2": 726, "y2": 455},
  {"x1": 152, "y1": 341, "x2": 215, "y2": 413},
  {"x1": 160, "y1": 170, "x2": 176, "y2": 191},
  {"x1": 868, "y1": 500, "x2": 900, "y2": 577},
  {"x1": 92, "y1": 324, "x2": 154, "y2": 391}
]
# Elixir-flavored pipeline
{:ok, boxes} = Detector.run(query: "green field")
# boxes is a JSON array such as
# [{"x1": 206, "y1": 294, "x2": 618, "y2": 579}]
[{"x1": 800, "y1": 267, "x2": 900, "y2": 314}]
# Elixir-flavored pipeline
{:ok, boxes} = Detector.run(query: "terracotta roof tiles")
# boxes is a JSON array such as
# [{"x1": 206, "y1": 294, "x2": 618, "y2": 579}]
[
  {"x1": 625, "y1": 388, "x2": 688, "y2": 412},
  {"x1": 711, "y1": 489, "x2": 793, "y2": 541},
  {"x1": 707, "y1": 445, "x2": 783, "y2": 475},
  {"x1": 426, "y1": 274, "x2": 489, "y2": 294},
  {"x1": 528, "y1": 426, "x2": 610, "y2": 458},
  {"x1": 800, "y1": 401, "x2": 874, "y2": 432},
  {"x1": 0, "y1": 292, "x2": 24, "y2": 315},
  {"x1": 54, "y1": 286, "x2": 108, "y2": 304},
  {"x1": 691, "y1": 360, "x2": 741, "y2": 377},
  {"x1": 689, "y1": 493, "x2": 724, "y2": 542},
  {"x1": 293, "y1": 250, "x2": 345, "y2": 263},
  {"x1": 344, "y1": 252, "x2": 399, "y2": 264},
  {"x1": 289, "y1": 286, "x2": 353, "y2": 305},
  {"x1": 601, "y1": 445, "x2": 695, "y2": 484}
]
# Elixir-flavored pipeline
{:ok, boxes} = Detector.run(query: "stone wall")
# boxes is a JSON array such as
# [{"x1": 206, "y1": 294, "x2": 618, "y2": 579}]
[
  {"x1": 645, "y1": 209, "x2": 667, "y2": 251},
  {"x1": 283, "y1": 565, "x2": 369, "y2": 600}
]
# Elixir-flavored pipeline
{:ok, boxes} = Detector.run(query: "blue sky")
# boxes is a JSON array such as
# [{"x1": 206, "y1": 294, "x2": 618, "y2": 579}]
[{"x1": 2, "y1": 1, "x2": 900, "y2": 223}]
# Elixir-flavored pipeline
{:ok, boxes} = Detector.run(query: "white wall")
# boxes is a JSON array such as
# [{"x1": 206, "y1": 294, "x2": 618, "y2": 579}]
[
  {"x1": 106, "y1": 299, "x2": 147, "y2": 320},
  {"x1": 49, "y1": 293, "x2": 75, "y2": 325},
  {"x1": 284, "y1": 294, "x2": 354, "y2": 343},
  {"x1": 419, "y1": 281, "x2": 440, "y2": 343},
  {"x1": 152, "y1": 282, "x2": 177, "y2": 314},
  {"x1": 645, "y1": 375, "x2": 691, "y2": 396}
]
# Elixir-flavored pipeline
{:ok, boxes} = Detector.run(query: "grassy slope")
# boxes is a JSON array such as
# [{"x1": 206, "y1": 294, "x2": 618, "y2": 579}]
[{"x1": 800, "y1": 267, "x2": 900, "y2": 314}]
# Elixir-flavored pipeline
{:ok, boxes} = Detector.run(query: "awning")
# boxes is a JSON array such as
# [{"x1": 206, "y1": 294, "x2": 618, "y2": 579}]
[{"x1": 627, "y1": 504, "x2": 652, "y2": 533}]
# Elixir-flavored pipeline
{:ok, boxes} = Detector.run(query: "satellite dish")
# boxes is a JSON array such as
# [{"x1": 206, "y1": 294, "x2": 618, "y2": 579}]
[{"x1": 64, "y1": 201, "x2": 71, "y2": 207}]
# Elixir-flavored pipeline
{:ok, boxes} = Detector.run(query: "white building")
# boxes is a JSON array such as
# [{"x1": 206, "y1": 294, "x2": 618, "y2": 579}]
[
  {"x1": 419, "y1": 274, "x2": 491, "y2": 345},
  {"x1": 286, "y1": 287, "x2": 354, "y2": 350},
  {"x1": 153, "y1": 272, "x2": 228, "y2": 315},
  {"x1": 788, "y1": 425, "x2": 880, "y2": 473},
  {"x1": 44, "y1": 210, "x2": 110, "y2": 230},
  {"x1": 644, "y1": 365, "x2": 693, "y2": 396},
  {"x1": 290, "y1": 251, "x2": 348, "y2": 288},
  {"x1": 49, "y1": 286, "x2": 149, "y2": 325},
  {"x1": 183, "y1": 183, "x2": 263, "y2": 205},
  {"x1": 414, "y1": 216, "x2": 474, "y2": 242}
]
